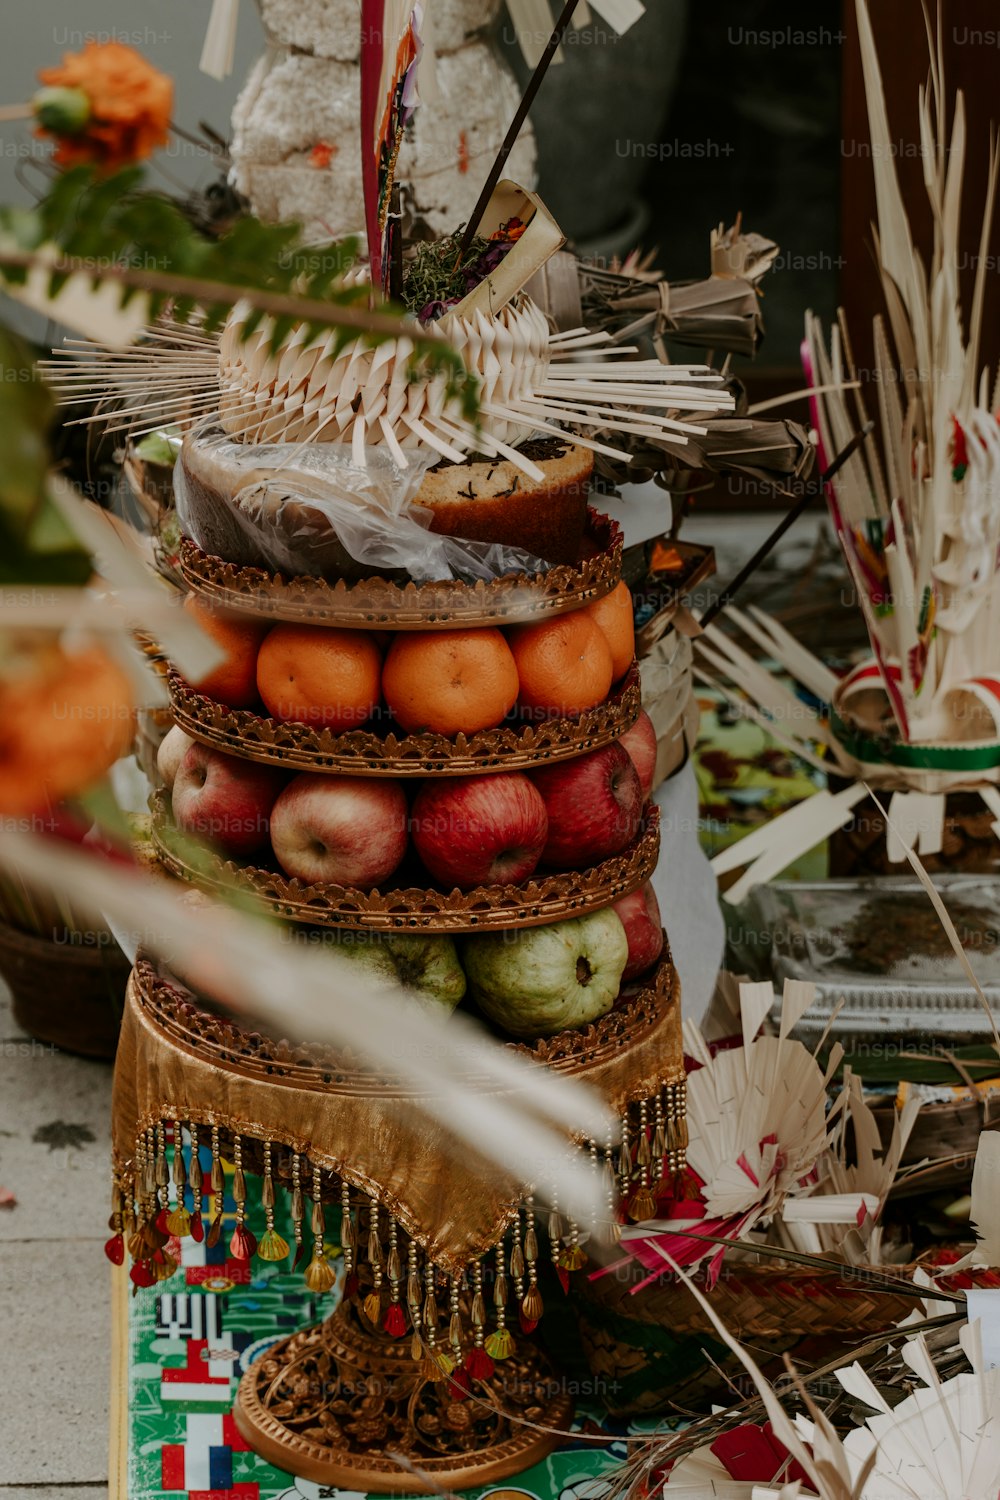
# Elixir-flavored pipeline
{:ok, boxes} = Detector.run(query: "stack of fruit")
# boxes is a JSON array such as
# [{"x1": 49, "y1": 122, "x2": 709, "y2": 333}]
[
  {"x1": 126, "y1": 454, "x2": 687, "y2": 1488},
  {"x1": 156, "y1": 577, "x2": 666, "y2": 1039}
]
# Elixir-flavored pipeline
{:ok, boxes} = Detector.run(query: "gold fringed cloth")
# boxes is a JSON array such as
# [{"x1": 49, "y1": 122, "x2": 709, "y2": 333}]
[{"x1": 112, "y1": 955, "x2": 686, "y2": 1275}]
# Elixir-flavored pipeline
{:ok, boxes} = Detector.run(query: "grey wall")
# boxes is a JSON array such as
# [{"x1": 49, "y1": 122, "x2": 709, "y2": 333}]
[
  {"x1": 0, "y1": 1, "x2": 265, "y2": 337},
  {"x1": 0, "y1": 0, "x2": 265, "y2": 206}
]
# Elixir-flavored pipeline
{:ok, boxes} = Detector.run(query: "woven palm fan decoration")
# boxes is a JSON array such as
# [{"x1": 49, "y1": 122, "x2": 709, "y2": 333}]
[
  {"x1": 659, "y1": 1329, "x2": 1000, "y2": 1499},
  {"x1": 594, "y1": 978, "x2": 911, "y2": 1293},
  {"x1": 41, "y1": 257, "x2": 735, "y2": 477},
  {"x1": 690, "y1": 0, "x2": 1000, "y2": 892}
]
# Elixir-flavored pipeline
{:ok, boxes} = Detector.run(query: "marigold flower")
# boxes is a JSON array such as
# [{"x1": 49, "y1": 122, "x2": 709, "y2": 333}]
[{"x1": 35, "y1": 41, "x2": 172, "y2": 171}]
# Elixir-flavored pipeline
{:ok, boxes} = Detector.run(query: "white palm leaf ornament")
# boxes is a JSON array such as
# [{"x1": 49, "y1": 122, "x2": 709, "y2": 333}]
[
  {"x1": 612, "y1": 982, "x2": 873, "y2": 1288},
  {"x1": 42, "y1": 296, "x2": 735, "y2": 478},
  {"x1": 830, "y1": 1328, "x2": 1000, "y2": 1500}
]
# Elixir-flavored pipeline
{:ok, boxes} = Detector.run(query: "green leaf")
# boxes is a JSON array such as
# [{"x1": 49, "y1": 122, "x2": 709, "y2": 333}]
[
  {"x1": 133, "y1": 429, "x2": 180, "y2": 467},
  {"x1": 823, "y1": 1043, "x2": 1000, "y2": 1085},
  {"x1": 0, "y1": 331, "x2": 55, "y2": 525},
  {"x1": 0, "y1": 204, "x2": 47, "y2": 252},
  {"x1": 26, "y1": 489, "x2": 85, "y2": 554}
]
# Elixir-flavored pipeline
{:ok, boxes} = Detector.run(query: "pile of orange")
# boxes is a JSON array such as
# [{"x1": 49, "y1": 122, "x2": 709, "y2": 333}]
[{"x1": 183, "y1": 580, "x2": 635, "y2": 738}]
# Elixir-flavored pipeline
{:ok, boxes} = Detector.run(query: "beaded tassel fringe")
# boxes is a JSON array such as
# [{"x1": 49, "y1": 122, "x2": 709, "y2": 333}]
[{"x1": 113, "y1": 1084, "x2": 686, "y2": 1363}]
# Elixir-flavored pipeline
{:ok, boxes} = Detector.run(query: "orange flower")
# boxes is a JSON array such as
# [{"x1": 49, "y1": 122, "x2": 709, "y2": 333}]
[{"x1": 36, "y1": 41, "x2": 173, "y2": 171}]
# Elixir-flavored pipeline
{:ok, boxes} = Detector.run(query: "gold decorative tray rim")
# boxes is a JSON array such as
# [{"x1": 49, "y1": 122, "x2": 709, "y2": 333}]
[
  {"x1": 132, "y1": 945, "x2": 680, "y2": 1092},
  {"x1": 178, "y1": 507, "x2": 623, "y2": 628},
  {"x1": 150, "y1": 787, "x2": 660, "y2": 933},
  {"x1": 167, "y1": 663, "x2": 641, "y2": 777}
]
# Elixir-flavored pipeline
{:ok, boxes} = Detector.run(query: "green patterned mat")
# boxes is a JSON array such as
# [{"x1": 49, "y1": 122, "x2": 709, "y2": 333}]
[{"x1": 118, "y1": 1144, "x2": 667, "y2": 1499}]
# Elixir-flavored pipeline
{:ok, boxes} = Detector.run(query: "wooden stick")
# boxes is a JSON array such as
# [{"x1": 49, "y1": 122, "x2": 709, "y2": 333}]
[
  {"x1": 0, "y1": 103, "x2": 33, "y2": 122},
  {"x1": 457, "y1": 0, "x2": 584, "y2": 257},
  {"x1": 698, "y1": 423, "x2": 873, "y2": 629}
]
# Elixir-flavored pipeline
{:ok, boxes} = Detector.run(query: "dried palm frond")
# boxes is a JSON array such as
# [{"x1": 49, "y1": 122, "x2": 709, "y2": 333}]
[
  {"x1": 781, "y1": 1070, "x2": 920, "y2": 1265},
  {"x1": 590, "y1": 410, "x2": 817, "y2": 497},
  {"x1": 505, "y1": 0, "x2": 648, "y2": 68},
  {"x1": 528, "y1": 219, "x2": 778, "y2": 359},
  {"x1": 804, "y1": 0, "x2": 1000, "y2": 745}
]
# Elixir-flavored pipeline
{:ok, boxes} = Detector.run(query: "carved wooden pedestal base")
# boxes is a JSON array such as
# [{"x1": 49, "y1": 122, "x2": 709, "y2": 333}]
[{"x1": 234, "y1": 1300, "x2": 573, "y2": 1493}]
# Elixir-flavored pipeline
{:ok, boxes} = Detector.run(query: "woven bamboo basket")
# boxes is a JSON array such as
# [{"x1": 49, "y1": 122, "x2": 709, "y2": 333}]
[
  {"x1": 828, "y1": 787, "x2": 1000, "y2": 876},
  {"x1": 876, "y1": 1096, "x2": 999, "y2": 1163},
  {"x1": 869, "y1": 1095, "x2": 1000, "y2": 1197},
  {"x1": 575, "y1": 1256, "x2": 921, "y2": 1416},
  {"x1": 0, "y1": 918, "x2": 129, "y2": 1060}
]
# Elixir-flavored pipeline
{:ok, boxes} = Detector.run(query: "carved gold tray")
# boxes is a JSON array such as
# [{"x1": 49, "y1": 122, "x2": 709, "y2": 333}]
[
  {"x1": 150, "y1": 788, "x2": 660, "y2": 933},
  {"x1": 133, "y1": 943, "x2": 679, "y2": 1097},
  {"x1": 233, "y1": 1299, "x2": 571, "y2": 1492},
  {"x1": 167, "y1": 663, "x2": 641, "y2": 777},
  {"x1": 178, "y1": 509, "x2": 623, "y2": 628}
]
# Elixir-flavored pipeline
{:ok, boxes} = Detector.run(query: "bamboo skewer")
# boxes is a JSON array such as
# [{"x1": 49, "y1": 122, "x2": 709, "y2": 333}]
[
  {"x1": 698, "y1": 425, "x2": 873, "y2": 630},
  {"x1": 457, "y1": 0, "x2": 584, "y2": 256}
]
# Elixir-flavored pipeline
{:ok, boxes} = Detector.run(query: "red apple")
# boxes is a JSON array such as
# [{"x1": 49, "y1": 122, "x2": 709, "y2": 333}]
[
  {"x1": 410, "y1": 773, "x2": 548, "y2": 890},
  {"x1": 172, "y1": 744, "x2": 285, "y2": 857},
  {"x1": 531, "y1": 743, "x2": 643, "y2": 869},
  {"x1": 618, "y1": 709, "x2": 657, "y2": 799},
  {"x1": 612, "y1": 881, "x2": 664, "y2": 983},
  {"x1": 270, "y1": 773, "x2": 408, "y2": 888}
]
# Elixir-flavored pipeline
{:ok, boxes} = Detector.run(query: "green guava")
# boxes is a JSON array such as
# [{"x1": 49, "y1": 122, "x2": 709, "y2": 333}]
[
  {"x1": 462, "y1": 909, "x2": 629, "y2": 1037},
  {"x1": 322, "y1": 930, "x2": 466, "y2": 1013}
]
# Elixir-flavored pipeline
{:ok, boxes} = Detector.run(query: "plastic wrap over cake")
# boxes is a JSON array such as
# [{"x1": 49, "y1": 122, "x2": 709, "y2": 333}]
[{"x1": 175, "y1": 425, "x2": 550, "y2": 584}]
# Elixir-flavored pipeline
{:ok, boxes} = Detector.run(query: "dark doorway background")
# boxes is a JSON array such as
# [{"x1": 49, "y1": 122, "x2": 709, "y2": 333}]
[
  {"x1": 628, "y1": 0, "x2": 999, "y2": 504},
  {"x1": 645, "y1": 0, "x2": 843, "y2": 385}
]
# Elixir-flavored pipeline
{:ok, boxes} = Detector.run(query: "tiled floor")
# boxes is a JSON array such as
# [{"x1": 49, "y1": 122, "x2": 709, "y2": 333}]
[{"x1": 0, "y1": 978, "x2": 113, "y2": 1499}]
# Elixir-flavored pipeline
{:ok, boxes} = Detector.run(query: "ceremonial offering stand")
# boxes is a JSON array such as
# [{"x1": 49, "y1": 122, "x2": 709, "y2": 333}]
[{"x1": 113, "y1": 532, "x2": 687, "y2": 1490}]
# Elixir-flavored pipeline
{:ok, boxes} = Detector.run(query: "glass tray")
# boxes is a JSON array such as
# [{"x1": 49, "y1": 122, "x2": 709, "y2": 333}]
[{"x1": 735, "y1": 876, "x2": 1000, "y2": 1040}]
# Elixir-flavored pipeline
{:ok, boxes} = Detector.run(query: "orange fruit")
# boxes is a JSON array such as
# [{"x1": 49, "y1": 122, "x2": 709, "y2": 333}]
[
  {"x1": 382, "y1": 629, "x2": 519, "y2": 735},
  {"x1": 183, "y1": 594, "x2": 269, "y2": 708},
  {"x1": 508, "y1": 613, "x2": 614, "y2": 719},
  {"x1": 582, "y1": 581, "x2": 635, "y2": 681},
  {"x1": 257, "y1": 625, "x2": 382, "y2": 729},
  {"x1": 0, "y1": 643, "x2": 134, "y2": 815}
]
